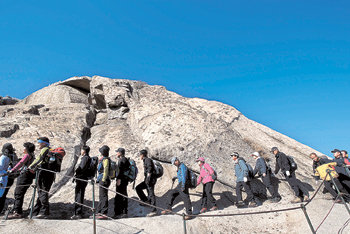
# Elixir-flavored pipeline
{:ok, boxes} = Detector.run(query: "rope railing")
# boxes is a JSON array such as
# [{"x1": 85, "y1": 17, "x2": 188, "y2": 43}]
[{"x1": 1, "y1": 167, "x2": 349, "y2": 234}]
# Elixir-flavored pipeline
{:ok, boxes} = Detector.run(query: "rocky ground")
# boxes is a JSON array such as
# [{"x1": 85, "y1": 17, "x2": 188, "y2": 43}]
[{"x1": 0, "y1": 76, "x2": 346, "y2": 233}]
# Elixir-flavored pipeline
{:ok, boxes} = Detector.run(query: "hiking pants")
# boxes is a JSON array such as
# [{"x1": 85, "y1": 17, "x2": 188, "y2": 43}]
[
  {"x1": 74, "y1": 179, "x2": 88, "y2": 215},
  {"x1": 338, "y1": 175, "x2": 350, "y2": 194},
  {"x1": 97, "y1": 179, "x2": 110, "y2": 215},
  {"x1": 166, "y1": 185, "x2": 192, "y2": 215},
  {"x1": 285, "y1": 172, "x2": 309, "y2": 198},
  {"x1": 114, "y1": 179, "x2": 129, "y2": 216},
  {"x1": 236, "y1": 181, "x2": 254, "y2": 203},
  {"x1": 33, "y1": 170, "x2": 55, "y2": 215},
  {"x1": 262, "y1": 172, "x2": 280, "y2": 198},
  {"x1": 136, "y1": 180, "x2": 156, "y2": 209},
  {"x1": 201, "y1": 182, "x2": 217, "y2": 209},
  {"x1": 13, "y1": 171, "x2": 35, "y2": 214},
  {"x1": 0, "y1": 177, "x2": 14, "y2": 213}
]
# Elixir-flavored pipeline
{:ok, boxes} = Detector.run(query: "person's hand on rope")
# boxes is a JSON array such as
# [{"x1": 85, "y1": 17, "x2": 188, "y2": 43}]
[
  {"x1": 243, "y1": 177, "x2": 248, "y2": 182},
  {"x1": 285, "y1": 171, "x2": 290, "y2": 177}
]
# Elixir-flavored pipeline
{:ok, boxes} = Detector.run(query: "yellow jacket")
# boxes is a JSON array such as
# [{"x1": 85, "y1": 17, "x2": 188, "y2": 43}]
[{"x1": 315, "y1": 162, "x2": 338, "y2": 181}]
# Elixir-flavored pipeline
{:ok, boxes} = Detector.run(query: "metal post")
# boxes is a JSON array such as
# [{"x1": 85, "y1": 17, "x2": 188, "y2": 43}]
[
  {"x1": 29, "y1": 170, "x2": 39, "y2": 219},
  {"x1": 91, "y1": 179, "x2": 97, "y2": 234},
  {"x1": 327, "y1": 170, "x2": 350, "y2": 215},
  {"x1": 182, "y1": 213, "x2": 187, "y2": 234},
  {"x1": 301, "y1": 204, "x2": 315, "y2": 234}
]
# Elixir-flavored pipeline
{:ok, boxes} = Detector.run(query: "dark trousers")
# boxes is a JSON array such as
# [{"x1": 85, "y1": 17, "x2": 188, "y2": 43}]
[
  {"x1": 262, "y1": 173, "x2": 280, "y2": 198},
  {"x1": 13, "y1": 171, "x2": 35, "y2": 214},
  {"x1": 166, "y1": 185, "x2": 192, "y2": 215},
  {"x1": 236, "y1": 181, "x2": 255, "y2": 203},
  {"x1": 0, "y1": 177, "x2": 14, "y2": 213},
  {"x1": 33, "y1": 171, "x2": 55, "y2": 215},
  {"x1": 201, "y1": 182, "x2": 217, "y2": 209},
  {"x1": 136, "y1": 180, "x2": 156, "y2": 209},
  {"x1": 97, "y1": 179, "x2": 110, "y2": 215},
  {"x1": 285, "y1": 172, "x2": 309, "y2": 197},
  {"x1": 338, "y1": 175, "x2": 350, "y2": 194},
  {"x1": 74, "y1": 179, "x2": 88, "y2": 215},
  {"x1": 114, "y1": 179, "x2": 128, "y2": 216}
]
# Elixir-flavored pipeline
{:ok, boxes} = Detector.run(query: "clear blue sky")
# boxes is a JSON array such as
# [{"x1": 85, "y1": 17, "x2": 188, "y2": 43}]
[{"x1": 0, "y1": 1, "x2": 349, "y2": 155}]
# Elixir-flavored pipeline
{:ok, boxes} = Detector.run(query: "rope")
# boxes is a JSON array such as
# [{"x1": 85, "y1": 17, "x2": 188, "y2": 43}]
[
  {"x1": 304, "y1": 178, "x2": 325, "y2": 207},
  {"x1": 338, "y1": 218, "x2": 350, "y2": 234},
  {"x1": 315, "y1": 196, "x2": 338, "y2": 232}
]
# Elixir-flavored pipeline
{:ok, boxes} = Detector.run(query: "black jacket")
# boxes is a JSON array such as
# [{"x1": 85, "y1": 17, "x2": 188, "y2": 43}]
[
  {"x1": 143, "y1": 157, "x2": 156, "y2": 184},
  {"x1": 117, "y1": 156, "x2": 130, "y2": 180},
  {"x1": 75, "y1": 155, "x2": 90, "y2": 179},
  {"x1": 274, "y1": 152, "x2": 291, "y2": 175},
  {"x1": 333, "y1": 157, "x2": 349, "y2": 177}
]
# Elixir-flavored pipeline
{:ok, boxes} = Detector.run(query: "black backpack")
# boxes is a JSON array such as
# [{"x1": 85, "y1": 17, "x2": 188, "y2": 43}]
[
  {"x1": 86, "y1": 156, "x2": 99, "y2": 179},
  {"x1": 287, "y1": 155, "x2": 298, "y2": 171},
  {"x1": 187, "y1": 169, "x2": 198, "y2": 189}
]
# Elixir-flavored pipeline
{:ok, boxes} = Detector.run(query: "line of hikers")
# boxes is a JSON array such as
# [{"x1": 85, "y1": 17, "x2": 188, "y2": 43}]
[{"x1": 1, "y1": 137, "x2": 350, "y2": 221}]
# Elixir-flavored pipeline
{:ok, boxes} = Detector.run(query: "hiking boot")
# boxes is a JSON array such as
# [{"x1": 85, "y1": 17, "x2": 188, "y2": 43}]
[
  {"x1": 33, "y1": 213, "x2": 49, "y2": 219},
  {"x1": 70, "y1": 214, "x2": 82, "y2": 220},
  {"x1": 160, "y1": 209, "x2": 172, "y2": 215},
  {"x1": 291, "y1": 197, "x2": 302, "y2": 203},
  {"x1": 210, "y1": 206, "x2": 218, "y2": 211},
  {"x1": 199, "y1": 208, "x2": 207, "y2": 214},
  {"x1": 303, "y1": 196, "x2": 309, "y2": 202},
  {"x1": 96, "y1": 215, "x2": 108, "y2": 220},
  {"x1": 147, "y1": 211, "x2": 157, "y2": 217},
  {"x1": 248, "y1": 202, "x2": 258, "y2": 208},
  {"x1": 8, "y1": 212, "x2": 22, "y2": 219},
  {"x1": 236, "y1": 201, "x2": 245, "y2": 207}
]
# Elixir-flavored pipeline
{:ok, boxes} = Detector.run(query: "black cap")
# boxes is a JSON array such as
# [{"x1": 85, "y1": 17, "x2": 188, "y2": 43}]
[
  {"x1": 23, "y1": 142, "x2": 35, "y2": 154},
  {"x1": 341, "y1": 150, "x2": 348, "y2": 155},
  {"x1": 230, "y1": 152, "x2": 239, "y2": 157},
  {"x1": 99, "y1": 145, "x2": 110, "y2": 157},
  {"x1": 2, "y1": 143, "x2": 15, "y2": 156},
  {"x1": 331, "y1": 149, "x2": 341, "y2": 153},
  {"x1": 139, "y1": 149, "x2": 148, "y2": 157},
  {"x1": 270, "y1": 147, "x2": 279, "y2": 153},
  {"x1": 116, "y1": 147, "x2": 125, "y2": 155}
]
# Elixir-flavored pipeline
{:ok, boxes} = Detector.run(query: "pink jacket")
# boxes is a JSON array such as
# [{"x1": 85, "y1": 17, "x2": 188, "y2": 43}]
[
  {"x1": 197, "y1": 163, "x2": 215, "y2": 185},
  {"x1": 11, "y1": 154, "x2": 32, "y2": 173}
]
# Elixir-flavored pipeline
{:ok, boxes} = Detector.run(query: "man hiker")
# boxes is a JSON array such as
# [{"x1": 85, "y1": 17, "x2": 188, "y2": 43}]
[
  {"x1": 114, "y1": 147, "x2": 130, "y2": 219},
  {"x1": 28, "y1": 137, "x2": 53, "y2": 218},
  {"x1": 272, "y1": 147, "x2": 309, "y2": 203},
  {"x1": 331, "y1": 149, "x2": 350, "y2": 193},
  {"x1": 135, "y1": 149, "x2": 157, "y2": 216},
  {"x1": 161, "y1": 157, "x2": 192, "y2": 220},
  {"x1": 251, "y1": 152, "x2": 281, "y2": 203},
  {"x1": 71, "y1": 145, "x2": 91, "y2": 219},
  {"x1": 8, "y1": 142, "x2": 36, "y2": 219},
  {"x1": 95, "y1": 145, "x2": 111, "y2": 220},
  {"x1": 196, "y1": 157, "x2": 218, "y2": 213},
  {"x1": 231, "y1": 152, "x2": 258, "y2": 208},
  {"x1": 0, "y1": 143, "x2": 17, "y2": 214}
]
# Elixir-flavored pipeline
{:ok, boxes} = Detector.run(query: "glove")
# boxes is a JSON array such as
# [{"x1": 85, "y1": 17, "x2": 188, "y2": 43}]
[
  {"x1": 262, "y1": 173, "x2": 266, "y2": 177},
  {"x1": 286, "y1": 171, "x2": 290, "y2": 177},
  {"x1": 172, "y1": 177, "x2": 178, "y2": 182},
  {"x1": 243, "y1": 177, "x2": 248, "y2": 182}
]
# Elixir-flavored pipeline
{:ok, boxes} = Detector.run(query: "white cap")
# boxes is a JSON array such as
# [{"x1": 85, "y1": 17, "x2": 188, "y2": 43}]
[{"x1": 251, "y1": 152, "x2": 260, "y2": 157}]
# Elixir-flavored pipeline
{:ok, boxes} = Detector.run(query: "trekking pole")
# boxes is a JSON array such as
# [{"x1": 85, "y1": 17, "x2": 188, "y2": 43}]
[
  {"x1": 300, "y1": 204, "x2": 315, "y2": 234},
  {"x1": 91, "y1": 179, "x2": 97, "y2": 234},
  {"x1": 327, "y1": 170, "x2": 350, "y2": 215},
  {"x1": 29, "y1": 170, "x2": 39, "y2": 219},
  {"x1": 182, "y1": 213, "x2": 187, "y2": 234}
]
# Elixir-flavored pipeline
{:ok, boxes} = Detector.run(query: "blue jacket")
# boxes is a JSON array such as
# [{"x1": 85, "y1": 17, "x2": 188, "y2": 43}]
[
  {"x1": 0, "y1": 155, "x2": 10, "y2": 172},
  {"x1": 234, "y1": 158, "x2": 249, "y2": 182},
  {"x1": 177, "y1": 163, "x2": 188, "y2": 187},
  {"x1": 253, "y1": 157, "x2": 267, "y2": 176}
]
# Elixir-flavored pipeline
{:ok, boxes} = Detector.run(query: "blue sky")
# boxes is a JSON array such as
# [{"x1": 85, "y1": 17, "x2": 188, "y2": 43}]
[{"x1": 0, "y1": 1, "x2": 349, "y2": 155}]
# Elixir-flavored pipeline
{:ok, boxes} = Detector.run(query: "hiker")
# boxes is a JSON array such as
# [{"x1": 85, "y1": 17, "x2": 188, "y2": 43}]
[
  {"x1": 114, "y1": 147, "x2": 130, "y2": 219},
  {"x1": 341, "y1": 150, "x2": 348, "y2": 159},
  {"x1": 331, "y1": 149, "x2": 350, "y2": 193},
  {"x1": 135, "y1": 149, "x2": 157, "y2": 216},
  {"x1": 251, "y1": 152, "x2": 281, "y2": 203},
  {"x1": 96, "y1": 145, "x2": 111, "y2": 220},
  {"x1": 71, "y1": 145, "x2": 91, "y2": 219},
  {"x1": 310, "y1": 153, "x2": 350, "y2": 202},
  {"x1": 196, "y1": 157, "x2": 218, "y2": 213},
  {"x1": 8, "y1": 142, "x2": 36, "y2": 219},
  {"x1": 28, "y1": 137, "x2": 54, "y2": 218},
  {"x1": 161, "y1": 157, "x2": 192, "y2": 220},
  {"x1": 272, "y1": 147, "x2": 309, "y2": 203},
  {"x1": 231, "y1": 152, "x2": 258, "y2": 208},
  {"x1": 0, "y1": 143, "x2": 17, "y2": 214}
]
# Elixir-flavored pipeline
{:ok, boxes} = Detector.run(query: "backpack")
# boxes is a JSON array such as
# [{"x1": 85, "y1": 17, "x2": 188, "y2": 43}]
[
  {"x1": 187, "y1": 169, "x2": 198, "y2": 189},
  {"x1": 287, "y1": 155, "x2": 298, "y2": 171},
  {"x1": 344, "y1": 158, "x2": 350, "y2": 166},
  {"x1": 47, "y1": 147, "x2": 66, "y2": 172},
  {"x1": 124, "y1": 158, "x2": 138, "y2": 183},
  {"x1": 109, "y1": 160, "x2": 119, "y2": 180},
  {"x1": 153, "y1": 160, "x2": 164, "y2": 178},
  {"x1": 204, "y1": 164, "x2": 218, "y2": 181},
  {"x1": 246, "y1": 163, "x2": 254, "y2": 179},
  {"x1": 86, "y1": 156, "x2": 99, "y2": 179}
]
